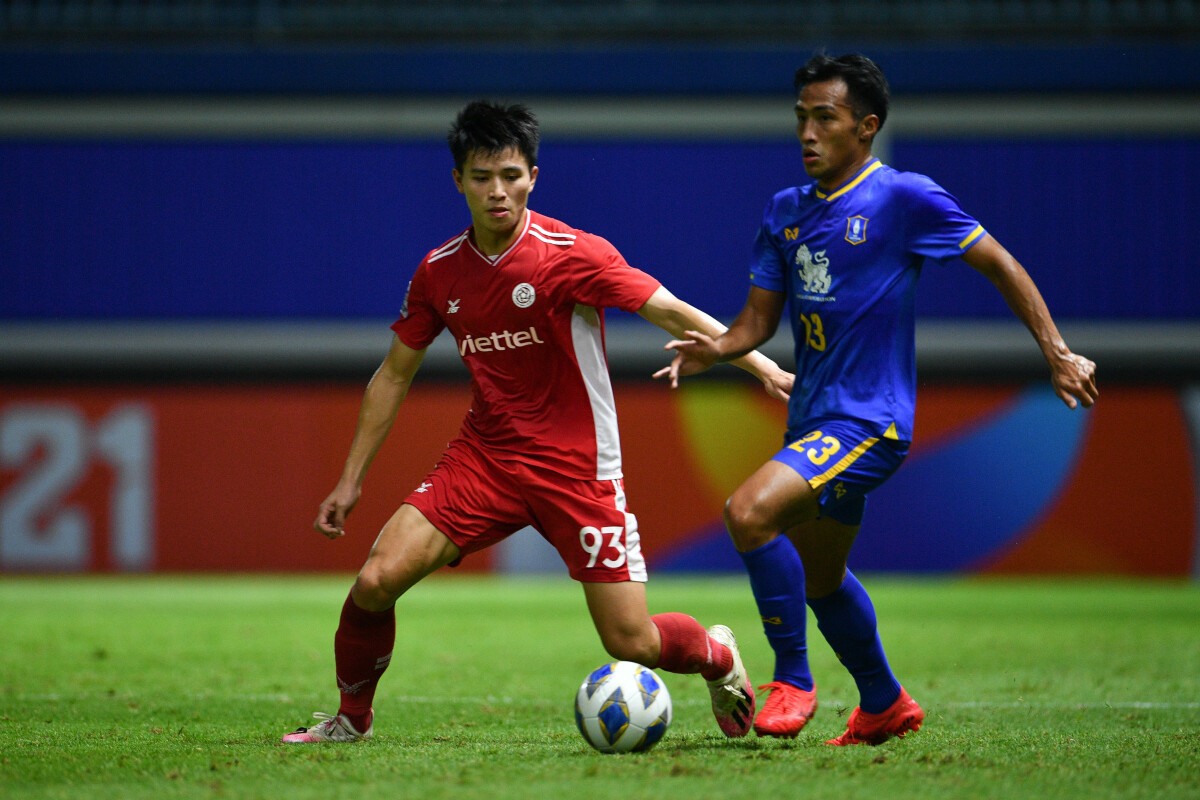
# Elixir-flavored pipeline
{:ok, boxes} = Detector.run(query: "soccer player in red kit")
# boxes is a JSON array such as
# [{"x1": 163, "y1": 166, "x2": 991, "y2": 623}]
[{"x1": 282, "y1": 100, "x2": 794, "y2": 744}]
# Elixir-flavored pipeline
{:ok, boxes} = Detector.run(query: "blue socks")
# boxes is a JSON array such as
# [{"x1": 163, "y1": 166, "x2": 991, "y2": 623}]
[
  {"x1": 738, "y1": 536, "x2": 814, "y2": 691},
  {"x1": 739, "y1": 540, "x2": 902, "y2": 713},
  {"x1": 806, "y1": 570, "x2": 902, "y2": 714}
]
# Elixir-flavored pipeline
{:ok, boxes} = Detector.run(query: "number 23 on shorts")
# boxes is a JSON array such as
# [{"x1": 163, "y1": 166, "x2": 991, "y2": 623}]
[{"x1": 788, "y1": 429, "x2": 842, "y2": 465}]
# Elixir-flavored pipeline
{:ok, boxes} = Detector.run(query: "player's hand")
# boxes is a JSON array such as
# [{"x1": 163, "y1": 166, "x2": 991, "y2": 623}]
[
  {"x1": 652, "y1": 330, "x2": 720, "y2": 388},
  {"x1": 1050, "y1": 350, "x2": 1098, "y2": 409},
  {"x1": 759, "y1": 363, "x2": 794, "y2": 403},
  {"x1": 313, "y1": 482, "x2": 361, "y2": 540}
]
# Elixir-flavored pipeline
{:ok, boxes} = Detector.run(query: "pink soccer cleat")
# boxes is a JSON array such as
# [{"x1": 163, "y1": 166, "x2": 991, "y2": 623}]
[
  {"x1": 704, "y1": 624, "x2": 756, "y2": 738},
  {"x1": 281, "y1": 711, "x2": 373, "y2": 744}
]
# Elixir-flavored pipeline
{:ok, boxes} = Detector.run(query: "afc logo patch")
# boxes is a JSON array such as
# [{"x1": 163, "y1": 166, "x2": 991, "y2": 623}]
[{"x1": 845, "y1": 216, "x2": 868, "y2": 245}]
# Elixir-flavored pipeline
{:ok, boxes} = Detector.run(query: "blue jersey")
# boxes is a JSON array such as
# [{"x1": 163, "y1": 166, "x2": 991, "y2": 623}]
[{"x1": 751, "y1": 159, "x2": 985, "y2": 442}]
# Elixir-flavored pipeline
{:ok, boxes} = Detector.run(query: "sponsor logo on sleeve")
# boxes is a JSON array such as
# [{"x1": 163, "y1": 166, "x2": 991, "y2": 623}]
[{"x1": 399, "y1": 280, "x2": 412, "y2": 318}]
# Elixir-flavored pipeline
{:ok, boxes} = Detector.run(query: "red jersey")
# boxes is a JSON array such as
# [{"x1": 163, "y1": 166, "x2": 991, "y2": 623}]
[{"x1": 392, "y1": 210, "x2": 661, "y2": 480}]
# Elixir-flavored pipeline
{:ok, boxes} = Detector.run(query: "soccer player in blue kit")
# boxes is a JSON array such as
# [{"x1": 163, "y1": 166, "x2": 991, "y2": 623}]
[{"x1": 659, "y1": 53, "x2": 1098, "y2": 745}]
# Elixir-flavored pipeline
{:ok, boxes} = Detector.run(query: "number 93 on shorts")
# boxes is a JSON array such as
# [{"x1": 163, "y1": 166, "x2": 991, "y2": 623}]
[
  {"x1": 404, "y1": 439, "x2": 648, "y2": 582},
  {"x1": 549, "y1": 474, "x2": 648, "y2": 582}
]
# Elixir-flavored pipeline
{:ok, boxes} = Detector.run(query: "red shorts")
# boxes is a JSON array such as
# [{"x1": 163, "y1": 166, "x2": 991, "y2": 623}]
[{"x1": 402, "y1": 436, "x2": 648, "y2": 583}]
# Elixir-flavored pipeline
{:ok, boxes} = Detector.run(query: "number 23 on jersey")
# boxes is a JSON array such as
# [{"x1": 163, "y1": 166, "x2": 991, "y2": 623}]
[{"x1": 799, "y1": 312, "x2": 827, "y2": 351}]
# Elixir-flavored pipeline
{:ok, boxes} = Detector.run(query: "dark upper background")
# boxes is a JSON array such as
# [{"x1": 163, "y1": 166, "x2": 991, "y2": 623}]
[{"x1": 2, "y1": 1, "x2": 1197, "y2": 328}]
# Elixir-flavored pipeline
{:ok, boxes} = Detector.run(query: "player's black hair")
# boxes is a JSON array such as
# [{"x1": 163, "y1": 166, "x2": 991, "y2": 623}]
[
  {"x1": 794, "y1": 53, "x2": 890, "y2": 132},
  {"x1": 447, "y1": 100, "x2": 540, "y2": 173}
]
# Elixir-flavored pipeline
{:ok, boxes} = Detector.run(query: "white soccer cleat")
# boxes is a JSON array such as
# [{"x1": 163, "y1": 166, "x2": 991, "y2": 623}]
[
  {"x1": 705, "y1": 624, "x2": 756, "y2": 738},
  {"x1": 281, "y1": 711, "x2": 373, "y2": 744}
]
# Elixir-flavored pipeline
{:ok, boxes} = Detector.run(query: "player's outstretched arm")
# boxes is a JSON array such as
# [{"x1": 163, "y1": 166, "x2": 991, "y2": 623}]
[
  {"x1": 962, "y1": 234, "x2": 1098, "y2": 410},
  {"x1": 637, "y1": 285, "x2": 791, "y2": 401},
  {"x1": 314, "y1": 335, "x2": 427, "y2": 540}
]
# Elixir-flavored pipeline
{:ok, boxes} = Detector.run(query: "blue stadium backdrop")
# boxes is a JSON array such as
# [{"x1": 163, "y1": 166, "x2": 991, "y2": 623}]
[{"x1": 2, "y1": 138, "x2": 1198, "y2": 321}]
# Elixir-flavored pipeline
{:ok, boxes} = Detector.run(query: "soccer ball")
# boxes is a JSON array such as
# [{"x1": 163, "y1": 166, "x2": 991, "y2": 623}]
[{"x1": 574, "y1": 661, "x2": 672, "y2": 753}]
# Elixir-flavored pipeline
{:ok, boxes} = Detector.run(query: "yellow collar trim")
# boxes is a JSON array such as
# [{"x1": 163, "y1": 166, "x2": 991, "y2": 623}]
[{"x1": 816, "y1": 160, "x2": 883, "y2": 202}]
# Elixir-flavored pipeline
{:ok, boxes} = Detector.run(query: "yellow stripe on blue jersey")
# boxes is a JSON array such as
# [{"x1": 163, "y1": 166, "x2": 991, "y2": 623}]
[
  {"x1": 809, "y1": 435, "x2": 880, "y2": 490},
  {"x1": 958, "y1": 224, "x2": 986, "y2": 250}
]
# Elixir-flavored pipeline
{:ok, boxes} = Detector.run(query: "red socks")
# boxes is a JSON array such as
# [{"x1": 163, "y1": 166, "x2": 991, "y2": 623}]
[
  {"x1": 330, "y1": 600, "x2": 728, "y2": 729},
  {"x1": 651, "y1": 612, "x2": 733, "y2": 682},
  {"x1": 334, "y1": 591, "x2": 395, "y2": 729}
]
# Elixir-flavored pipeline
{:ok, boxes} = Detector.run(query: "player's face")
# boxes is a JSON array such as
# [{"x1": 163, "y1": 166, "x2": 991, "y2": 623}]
[
  {"x1": 794, "y1": 79, "x2": 878, "y2": 191},
  {"x1": 453, "y1": 147, "x2": 537, "y2": 254}
]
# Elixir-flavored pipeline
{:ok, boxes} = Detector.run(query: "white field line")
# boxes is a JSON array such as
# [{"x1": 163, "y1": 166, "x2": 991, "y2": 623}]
[{"x1": 942, "y1": 701, "x2": 1200, "y2": 710}]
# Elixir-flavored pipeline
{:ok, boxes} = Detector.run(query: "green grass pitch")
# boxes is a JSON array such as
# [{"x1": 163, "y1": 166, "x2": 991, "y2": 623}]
[{"x1": 3, "y1": 574, "x2": 1198, "y2": 799}]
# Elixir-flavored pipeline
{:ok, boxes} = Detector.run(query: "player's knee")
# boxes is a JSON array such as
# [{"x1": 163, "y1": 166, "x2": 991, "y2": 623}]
[
  {"x1": 353, "y1": 562, "x2": 404, "y2": 612},
  {"x1": 723, "y1": 493, "x2": 775, "y2": 551},
  {"x1": 804, "y1": 567, "x2": 848, "y2": 600}
]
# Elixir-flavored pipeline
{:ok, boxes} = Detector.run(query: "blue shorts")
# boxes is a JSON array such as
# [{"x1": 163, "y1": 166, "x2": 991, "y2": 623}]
[{"x1": 772, "y1": 418, "x2": 910, "y2": 526}]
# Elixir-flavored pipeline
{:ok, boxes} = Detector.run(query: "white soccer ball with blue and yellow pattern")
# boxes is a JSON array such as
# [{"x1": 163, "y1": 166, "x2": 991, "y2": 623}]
[{"x1": 574, "y1": 661, "x2": 672, "y2": 753}]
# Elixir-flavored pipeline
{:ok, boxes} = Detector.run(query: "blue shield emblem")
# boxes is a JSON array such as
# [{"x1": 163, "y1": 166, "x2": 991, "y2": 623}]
[{"x1": 845, "y1": 215, "x2": 868, "y2": 245}]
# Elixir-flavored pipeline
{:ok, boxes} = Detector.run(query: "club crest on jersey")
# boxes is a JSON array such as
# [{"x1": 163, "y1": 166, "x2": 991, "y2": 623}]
[
  {"x1": 845, "y1": 215, "x2": 868, "y2": 245},
  {"x1": 512, "y1": 282, "x2": 536, "y2": 308},
  {"x1": 795, "y1": 243, "x2": 832, "y2": 296},
  {"x1": 447, "y1": 299, "x2": 460, "y2": 314}
]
